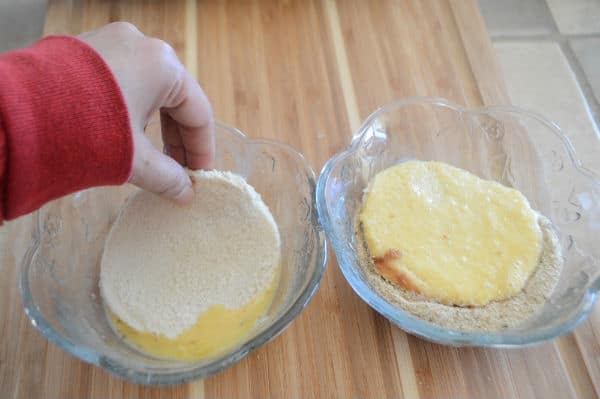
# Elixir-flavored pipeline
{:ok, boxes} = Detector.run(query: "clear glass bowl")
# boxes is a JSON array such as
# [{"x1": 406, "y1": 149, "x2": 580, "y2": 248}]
[
  {"x1": 317, "y1": 97, "x2": 600, "y2": 347},
  {"x1": 19, "y1": 122, "x2": 327, "y2": 385}
]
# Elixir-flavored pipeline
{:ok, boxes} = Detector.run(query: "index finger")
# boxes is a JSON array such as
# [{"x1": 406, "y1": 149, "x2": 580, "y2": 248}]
[{"x1": 162, "y1": 69, "x2": 215, "y2": 170}]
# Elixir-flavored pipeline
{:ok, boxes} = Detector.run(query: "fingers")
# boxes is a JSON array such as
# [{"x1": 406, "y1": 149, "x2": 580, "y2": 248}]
[
  {"x1": 129, "y1": 133, "x2": 193, "y2": 204},
  {"x1": 160, "y1": 111, "x2": 186, "y2": 165},
  {"x1": 162, "y1": 69, "x2": 215, "y2": 170}
]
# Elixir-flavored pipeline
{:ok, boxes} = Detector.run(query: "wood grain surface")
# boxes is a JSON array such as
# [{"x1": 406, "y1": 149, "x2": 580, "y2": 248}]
[{"x1": 1, "y1": 1, "x2": 599, "y2": 398}]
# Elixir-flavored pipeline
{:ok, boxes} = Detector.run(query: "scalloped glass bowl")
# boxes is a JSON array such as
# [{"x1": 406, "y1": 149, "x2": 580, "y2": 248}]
[
  {"x1": 317, "y1": 97, "x2": 600, "y2": 347},
  {"x1": 20, "y1": 122, "x2": 327, "y2": 385}
]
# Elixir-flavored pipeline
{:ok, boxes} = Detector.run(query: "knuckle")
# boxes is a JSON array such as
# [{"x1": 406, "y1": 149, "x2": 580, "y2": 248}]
[
  {"x1": 149, "y1": 38, "x2": 176, "y2": 59},
  {"x1": 109, "y1": 21, "x2": 141, "y2": 36},
  {"x1": 147, "y1": 38, "x2": 181, "y2": 80},
  {"x1": 146, "y1": 39, "x2": 185, "y2": 104}
]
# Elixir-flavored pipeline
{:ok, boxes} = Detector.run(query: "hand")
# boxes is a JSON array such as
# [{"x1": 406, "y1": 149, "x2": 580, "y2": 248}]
[{"x1": 79, "y1": 22, "x2": 214, "y2": 204}]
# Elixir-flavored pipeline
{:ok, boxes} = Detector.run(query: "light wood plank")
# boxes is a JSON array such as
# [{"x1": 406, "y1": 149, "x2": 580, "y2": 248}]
[{"x1": 1, "y1": 1, "x2": 596, "y2": 398}]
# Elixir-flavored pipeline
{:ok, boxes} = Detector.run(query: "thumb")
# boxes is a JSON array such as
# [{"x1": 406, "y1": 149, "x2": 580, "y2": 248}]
[{"x1": 129, "y1": 134, "x2": 194, "y2": 204}]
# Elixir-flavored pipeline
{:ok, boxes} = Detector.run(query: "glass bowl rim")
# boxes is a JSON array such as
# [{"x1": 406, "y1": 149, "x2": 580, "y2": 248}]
[
  {"x1": 19, "y1": 121, "x2": 328, "y2": 385},
  {"x1": 316, "y1": 96, "x2": 600, "y2": 347}
]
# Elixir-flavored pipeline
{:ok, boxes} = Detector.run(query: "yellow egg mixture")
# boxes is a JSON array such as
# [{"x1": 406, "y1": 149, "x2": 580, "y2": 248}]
[
  {"x1": 109, "y1": 268, "x2": 279, "y2": 361},
  {"x1": 360, "y1": 161, "x2": 543, "y2": 307}
]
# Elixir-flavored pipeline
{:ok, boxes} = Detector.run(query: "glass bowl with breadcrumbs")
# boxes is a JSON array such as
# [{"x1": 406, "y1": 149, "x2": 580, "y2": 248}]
[{"x1": 317, "y1": 97, "x2": 600, "y2": 347}]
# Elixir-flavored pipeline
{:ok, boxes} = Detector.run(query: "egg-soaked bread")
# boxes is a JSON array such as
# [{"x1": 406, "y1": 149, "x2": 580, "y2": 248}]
[{"x1": 359, "y1": 161, "x2": 542, "y2": 307}]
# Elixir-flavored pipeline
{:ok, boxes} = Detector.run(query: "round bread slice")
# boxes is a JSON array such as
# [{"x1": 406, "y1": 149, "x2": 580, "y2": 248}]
[{"x1": 100, "y1": 170, "x2": 280, "y2": 339}]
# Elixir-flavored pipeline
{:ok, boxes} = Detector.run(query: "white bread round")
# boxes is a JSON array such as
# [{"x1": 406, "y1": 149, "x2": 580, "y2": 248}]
[{"x1": 100, "y1": 170, "x2": 280, "y2": 339}]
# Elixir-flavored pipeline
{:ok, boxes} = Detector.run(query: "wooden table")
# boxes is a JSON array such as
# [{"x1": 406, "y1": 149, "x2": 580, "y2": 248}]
[{"x1": 2, "y1": 1, "x2": 599, "y2": 398}]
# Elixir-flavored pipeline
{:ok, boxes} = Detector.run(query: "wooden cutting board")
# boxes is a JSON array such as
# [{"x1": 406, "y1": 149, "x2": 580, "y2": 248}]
[{"x1": 2, "y1": 0, "x2": 599, "y2": 398}]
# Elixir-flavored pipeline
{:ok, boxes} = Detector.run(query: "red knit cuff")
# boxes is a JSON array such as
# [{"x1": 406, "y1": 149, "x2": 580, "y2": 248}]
[{"x1": 0, "y1": 36, "x2": 134, "y2": 220}]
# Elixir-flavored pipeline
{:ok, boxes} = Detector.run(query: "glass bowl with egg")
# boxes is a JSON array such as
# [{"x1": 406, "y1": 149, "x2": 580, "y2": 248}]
[
  {"x1": 316, "y1": 97, "x2": 600, "y2": 347},
  {"x1": 19, "y1": 122, "x2": 327, "y2": 384}
]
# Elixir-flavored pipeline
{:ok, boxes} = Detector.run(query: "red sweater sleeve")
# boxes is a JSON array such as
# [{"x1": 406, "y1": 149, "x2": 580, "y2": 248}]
[{"x1": 0, "y1": 36, "x2": 133, "y2": 222}]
